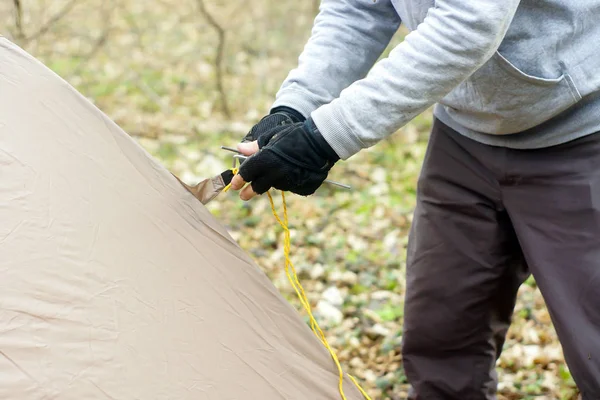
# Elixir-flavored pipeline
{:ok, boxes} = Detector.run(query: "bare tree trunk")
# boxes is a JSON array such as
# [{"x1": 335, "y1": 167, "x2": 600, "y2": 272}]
[
  {"x1": 196, "y1": 0, "x2": 231, "y2": 119},
  {"x1": 13, "y1": 0, "x2": 25, "y2": 42}
]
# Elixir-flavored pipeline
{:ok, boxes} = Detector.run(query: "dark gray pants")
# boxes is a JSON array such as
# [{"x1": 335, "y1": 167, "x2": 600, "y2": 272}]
[{"x1": 402, "y1": 119, "x2": 600, "y2": 400}]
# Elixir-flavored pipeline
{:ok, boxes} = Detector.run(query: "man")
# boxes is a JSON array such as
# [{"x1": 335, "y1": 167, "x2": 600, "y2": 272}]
[{"x1": 228, "y1": 0, "x2": 600, "y2": 398}]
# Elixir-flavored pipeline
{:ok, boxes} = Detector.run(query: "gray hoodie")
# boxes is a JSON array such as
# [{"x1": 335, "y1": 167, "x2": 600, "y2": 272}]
[{"x1": 271, "y1": 0, "x2": 600, "y2": 159}]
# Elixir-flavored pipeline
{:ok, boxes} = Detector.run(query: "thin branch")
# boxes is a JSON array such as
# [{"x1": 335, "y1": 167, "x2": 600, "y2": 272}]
[
  {"x1": 71, "y1": 4, "x2": 113, "y2": 76},
  {"x1": 23, "y1": 0, "x2": 78, "y2": 45},
  {"x1": 71, "y1": 31, "x2": 110, "y2": 76},
  {"x1": 196, "y1": 0, "x2": 231, "y2": 119},
  {"x1": 12, "y1": 0, "x2": 25, "y2": 42},
  {"x1": 136, "y1": 77, "x2": 171, "y2": 114}
]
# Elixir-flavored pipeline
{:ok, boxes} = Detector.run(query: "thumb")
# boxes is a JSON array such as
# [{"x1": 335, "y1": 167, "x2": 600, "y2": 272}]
[{"x1": 237, "y1": 141, "x2": 259, "y2": 156}]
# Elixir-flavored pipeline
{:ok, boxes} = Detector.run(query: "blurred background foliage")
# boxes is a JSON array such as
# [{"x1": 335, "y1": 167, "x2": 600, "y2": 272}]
[{"x1": 0, "y1": 1, "x2": 580, "y2": 398}]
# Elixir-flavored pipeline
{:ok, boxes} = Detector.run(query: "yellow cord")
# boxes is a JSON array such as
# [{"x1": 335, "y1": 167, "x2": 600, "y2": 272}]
[
  {"x1": 222, "y1": 168, "x2": 238, "y2": 192},
  {"x1": 224, "y1": 168, "x2": 371, "y2": 400}
]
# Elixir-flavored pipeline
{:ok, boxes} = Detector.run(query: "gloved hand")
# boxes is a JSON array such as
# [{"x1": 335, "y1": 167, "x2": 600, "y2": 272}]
[
  {"x1": 230, "y1": 117, "x2": 340, "y2": 200},
  {"x1": 241, "y1": 106, "x2": 306, "y2": 144}
]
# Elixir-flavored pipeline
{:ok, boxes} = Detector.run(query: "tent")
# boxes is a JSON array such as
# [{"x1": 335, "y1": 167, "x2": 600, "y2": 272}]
[{"x1": 0, "y1": 36, "x2": 365, "y2": 399}]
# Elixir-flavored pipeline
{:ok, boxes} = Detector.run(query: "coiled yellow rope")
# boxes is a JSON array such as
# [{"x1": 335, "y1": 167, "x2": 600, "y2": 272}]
[{"x1": 224, "y1": 168, "x2": 371, "y2": 400}]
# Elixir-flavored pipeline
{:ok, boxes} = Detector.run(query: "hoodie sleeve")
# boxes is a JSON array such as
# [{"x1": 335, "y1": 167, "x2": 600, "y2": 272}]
[
  {"x1": 270, "y1": 0, "x2": 402, "y2": 119},
  {"x1": 311, "y1": 0, "x2": 522, "y2": 160}
]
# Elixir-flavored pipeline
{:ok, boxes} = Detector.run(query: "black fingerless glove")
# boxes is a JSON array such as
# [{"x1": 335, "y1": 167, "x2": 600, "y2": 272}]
[
  {"x1": 238, "y1": 118, "x2": 340, "y2": 196},
  {"x1": 242, "y1": 106, "x2": 306, "y2": 143}
]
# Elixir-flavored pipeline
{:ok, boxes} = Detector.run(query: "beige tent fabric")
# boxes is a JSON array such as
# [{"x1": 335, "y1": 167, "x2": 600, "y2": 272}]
[{"x1": 0, "y1": 37, "x2": 364, "y2": 400}]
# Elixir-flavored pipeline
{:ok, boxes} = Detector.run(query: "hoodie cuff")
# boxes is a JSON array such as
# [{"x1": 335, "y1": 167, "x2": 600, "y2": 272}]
[
  {"x1": 270, "y1": 89, "x2": 324, "y2": 121},
  {"x1": 310, "y1": 104, "x2": 364, "y2": 161}
]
